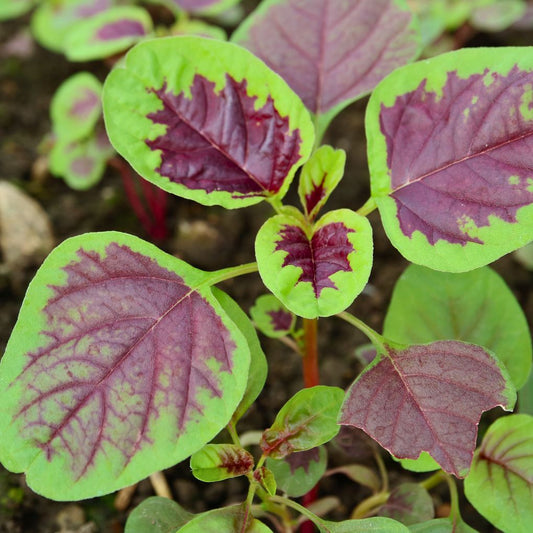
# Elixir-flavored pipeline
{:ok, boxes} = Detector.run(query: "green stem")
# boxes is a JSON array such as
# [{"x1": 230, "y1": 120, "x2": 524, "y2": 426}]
[
  {"x1": 269, "y1": 495, "x2": 322, "y2": 527},
  {"x1": 356, "y1": 197, "x2": 377, "y2": 217},
  {"x1": 444, "y1": 473, "x2": 461, "y2": 523},
  {"x1": 227, "y1": 421, "x2": 241, "y2": 447},
  {"x1": 302, "y1": 318, "x2": 319, "y2": 388},
  {"x1": 419, "y1": 470, "x2": 446, "y2": 491},
  {"x1": 337, "y1": 312, "x2": 387, "y2": 353},
  {"x1": 351, "y1": 491, "x2": 390, "y2": 519},
  {"x1": 208, "y1": 262, "x2": 258, "y2": 286},
  {"x1": 373, "y1": 448, "x2": 389, "y2": 493}
]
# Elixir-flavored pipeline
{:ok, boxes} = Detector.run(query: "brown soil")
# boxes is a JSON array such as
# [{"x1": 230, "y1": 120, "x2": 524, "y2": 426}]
[{"x1": 1, "y1": 6, "x2": 532, "y2": 533}]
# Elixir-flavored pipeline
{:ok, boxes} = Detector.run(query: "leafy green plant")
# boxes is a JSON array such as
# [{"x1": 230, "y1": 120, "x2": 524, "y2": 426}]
[{"x1": 1, "y1": 1, "x2": 533, "y2": 532}]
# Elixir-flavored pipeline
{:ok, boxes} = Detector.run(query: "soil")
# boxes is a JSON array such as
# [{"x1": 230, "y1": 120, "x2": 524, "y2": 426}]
[{"x1": 1, "y1": 6, "x2": 532, "y2": 533}]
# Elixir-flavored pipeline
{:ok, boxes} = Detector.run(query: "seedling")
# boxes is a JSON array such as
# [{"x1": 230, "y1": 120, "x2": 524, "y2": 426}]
[{"x1": 1, "y1": 1, "x2": 533, "y2": 532}]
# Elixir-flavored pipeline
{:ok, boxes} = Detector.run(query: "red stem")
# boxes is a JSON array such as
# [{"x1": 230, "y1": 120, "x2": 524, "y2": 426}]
[{"x1": 300, "y1": 318, "x2": 319, "y2": 532}]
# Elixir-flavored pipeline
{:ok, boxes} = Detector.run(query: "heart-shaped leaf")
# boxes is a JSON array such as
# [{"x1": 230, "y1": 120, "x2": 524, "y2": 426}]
[
  {"x1": 233, "y1": 0, "x2": 420, "y2": 138},
  {"x1": 378, "y1": 483, "x2": 434, "y2": 525},
  {"x1": 255, "y1": 209, "x2": 373, "y2": 318},
  {"x1": 0, "y1": 232, "x2": 251, "y2": 500},
  {"x1": 367, "y1": 48, "x2": 533, "y2": 272},
  {"x1": 298, "y1": 145, "x2": 346, "y2": 221},
  {"x1": 339, "y1": 341, "x2": 516, "y2": 477},
  {"x1": 261, "y1": 386, "x2": 344, "y2": 459},
  {"x1": 51, "y1": 72, "x2": 102, "y2": 141},
  {"x1": 191, "y1": 443, "x2": 254, "y2": 482},
  {"x1": 267, "y1": 446, "x2": 327, "y2": 497},
  {"x1": 125, "y1": 496, "x2": 193, "y2": 533},
  {"x1": 384, "y1": 265, "x2": 532, "y2": 389},
  {"x1": 65, "y1": 6, "x2": 153, "y2": 61},
  {"x1": 103, "y1": 36, "x2": 314, "y2": 209},
  {"x1": 250, "y1": 294, "x2": 295, "y2": 339},
  {"x1": 464, "y1": 414, "x2": 533, "y2": 533}
]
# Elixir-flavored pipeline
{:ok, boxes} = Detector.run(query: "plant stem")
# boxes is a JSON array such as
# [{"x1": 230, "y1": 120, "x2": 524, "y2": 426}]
[
  {"x1": 373, "y1": 448, "x2": 389, "y2": 493},
  {"x1": 419, "y1": 470, "x2": 446, "y2": 491},
  {"x1": 269, "y1": 495, "x2": 322, "y2": 528},
  {"x1": 208, "y1": 262, "x2": 259, "y2": 285},
  {"x1": 351, "y1": 491, "x2": 389, "y2": 519},
  {"x1": 356, "y1": 197, "x2": 377, "y2": 217},
  {"x1": 302, "y1": 318, "x2": 319, "y2": 388},
  {"x1": 444, "y1": 473, "x2": 461, "y2": 524},
  {"x1": 337, "y1": 312, "x2": 387, "y2": 353},
  {"x1": 149, "y1": 471, "x2": 173, "y2": 499}
]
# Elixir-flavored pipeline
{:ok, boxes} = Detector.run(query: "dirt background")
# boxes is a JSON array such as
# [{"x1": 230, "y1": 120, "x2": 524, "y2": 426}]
[{"x1": 1, "y1": 3, "x2": 533, "y2": 532}]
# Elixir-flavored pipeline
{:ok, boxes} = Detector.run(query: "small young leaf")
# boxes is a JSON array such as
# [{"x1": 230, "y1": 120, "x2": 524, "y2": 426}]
[
  {"x1": 103, "y1": 36, "x2": 314, "y2": 209},
  {"x1": 317, "y1": 516, "x2": 410, "y2": 533},
  {"x1": 51, "y1": 72, "x2": 102, "y2": 142},
  {"x1": 31, "y1": 0, "x2": 113, "y2": 53},
  {"x1": 384, "y1": 265, "x2": 532, "y2": 389},
  {"x1": 253, "y1": 466, "x2": 277, "y2": 496},
  {"x1": 125, "y1": 496, "x2": 193, "y2": 533},
  {"x1": 339, "y1": 341, "x2": 516, "y2": 478},
  {"x1": 233, "y1": 0, "x2": 420, "y2": 138},
  {"x1": 298, "y1": 145, "x2": 346, "y2": 221},
  {"x1": 250, "y1": 294, "x2": 295, "y2": 339},
  {"x1": 255, "y1": 209, "x2": 373, "y2": 318},
  {"x1": 266, "y1": 446, "x2": 327, "y2": 497},
  {"x1": 0, "y1": 232, "x2": 251, "y2": 499},
  {"x1": 176, "y1": 505, "x2": 272, "y2": 532},
  {"x1": 367, "y1": 48, "x2": 533, "y2": 272},
  {"x1": 164, "y1": 0, "x2": 241, "y2": 16},
  {"x1": 408, "y1": 517, "x2": 478, "y2": 533},
  {"x1": 464, "y1": 414, "x2": 533, "y2": 533},
  {"x1": 261, "y1": 386, "x2": 344, "y2": 459},
  {"x1": 378, "y1": 483, "x2": 434, "y2": 525},
  {"x1": 213, "y1": 289, "x2": 267, "y2": 424},
  {"x1": 327, "y1": 464, "x2": 380, "y2": 492},
  {"x1": 64, "y1": 6, "x2": 153, "y2": 61},
  {"x1": 191, "y1": 443, "x2": 254, "y2": 482}
]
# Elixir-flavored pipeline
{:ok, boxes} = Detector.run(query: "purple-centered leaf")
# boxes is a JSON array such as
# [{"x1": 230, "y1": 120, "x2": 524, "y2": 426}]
[
  {"x1": 367, "y1": 49, "x2": 533, "y2": 271},
  {"x1": 146, "y1": 74, "x2": 301, "y2": 198},
  {"x1": 232, "y1": 0, "x2": 419, "y2": 136},
  {"x1": 103, "y1": 37, "x2": 314, "y2": 209},
  {"x1": 0, "y1": 233, "x2": 250, "y2": 499},
  {"x1": 250, "y1": 294, "x2": 295, "y2": 339},
  {"x1": 190, "y1": 444, "x2": 254, "y2": 482},
  {"x1": 275, "y1": 221, "x2": 354, "y2": 298},
  {"x1": 339, "y1": 341, "x2": 516, "y2": 478},
  {"x1": 256, "y1": 209, "x2": 373, "y2": 318}
]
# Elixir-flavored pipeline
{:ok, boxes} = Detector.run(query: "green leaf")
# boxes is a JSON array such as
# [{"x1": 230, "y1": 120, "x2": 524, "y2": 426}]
[
  {"x1": 266, "y1": 446, "x2": 327, "y2": 497},
  {"x1": 515, "y1": 241, "x2": 533, "y2": 270},
  {"x1": 367, "y1": 48, "x2": 533, "y2": 272},
  {"x1": 213, "y1": 289, "x2": 267, "y2": 424},
  {"x1": 394, "y1": 452, "x2": 440, "y2": 474},
  {"x1": 125, "y1": 496, "x2": 193, "y2": 533},
  {"x1": 378, "y1": 483, "x2": 434, "y2": 525},
  {"x1": 519, "y1": 369, "x2": 533, "y2": 415},
  {"x1": 298, "y1": 145, "x2": 346, "y2": 221},
  {"x1": 0, "y1": 232, "x2": 251, "y2": 500},
  {"x1": 176, "y1": 505, "x2": 272, "y2": 532},
  {"x1": 470, "y1": 0, "x2": 526, "y2": 32},
  {"x1": 250, "y1": 294, "x2": 295, "y2": 339},
  {"x1": 255, "y1": 209, "x2": 373, "y2": 319},
  {"x1": 384, "y1": 265, "x2": 532, "y2": 389},
  {"x1": 191, "y1": 444, "x2": 254, "y2": 482},
  {"x1": 326, "y1": 463, "x2": 380, "y2": 492},
  {"x1": 409, "y1": 517, "x2": 478, "y2": 533},
  {"x1": 103, "y1": 36, "x2": 314, "y2": 209},
  {"x1": 317, "y1": 516, "x2": 410, "y2": 532},
  {"x1": 65, "y1": 6, "x2": 153, "y2": 61},
  {"x1": 51, "y1": 72, "x2": 102, "y2": 142},
  {"x1": 464, "y1": 414, "x2": 533, "y2": 533},
  {"x1": 253, "y1": 466, "x2": 277, "y2": 496},
  {"x1": 261, "y1": 386, "x2": 344, "y2": 459}
]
